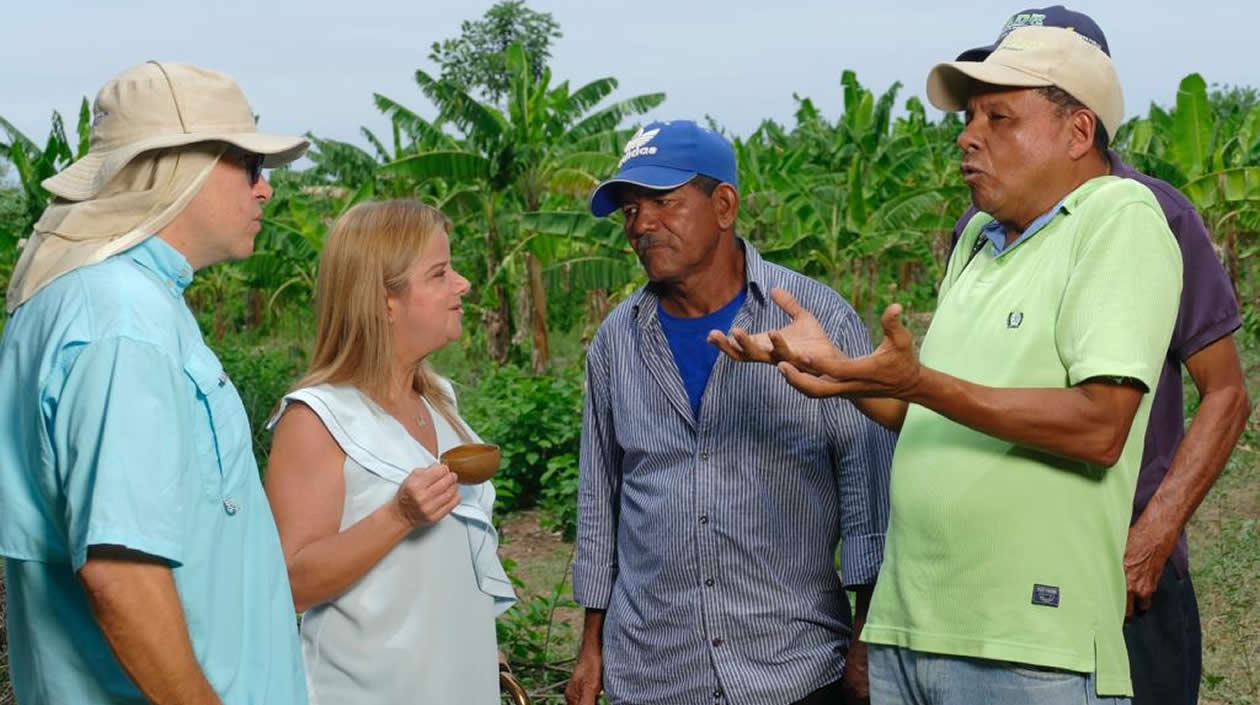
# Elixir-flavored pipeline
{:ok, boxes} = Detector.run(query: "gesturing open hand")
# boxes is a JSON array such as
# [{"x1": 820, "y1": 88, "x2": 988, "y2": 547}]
[
  {"x1": 710, "y1": 289, "x2": 922, "y2": 401},
  {"x1": 776, "y1": 303, "x2": 922, "y2": 400},
  {"x1": 707, "y1": 288, "x2": 848, "y2": 374}
]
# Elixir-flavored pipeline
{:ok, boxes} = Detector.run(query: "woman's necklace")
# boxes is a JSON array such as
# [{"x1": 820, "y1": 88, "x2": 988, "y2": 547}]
[{"x1": 414, "y1": 394, "x2": 427, "y2": 429}]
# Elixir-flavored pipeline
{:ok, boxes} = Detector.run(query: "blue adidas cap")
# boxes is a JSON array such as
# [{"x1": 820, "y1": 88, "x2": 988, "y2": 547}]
[
  {"x1": 588, "y1": 120, "x2": 738, "y2": 217},
  {"x1": 956, "y1": 5, "x2": 1110, "y2": 61}
]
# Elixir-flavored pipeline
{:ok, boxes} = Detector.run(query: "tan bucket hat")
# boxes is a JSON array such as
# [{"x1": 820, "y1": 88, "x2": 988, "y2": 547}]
[
  {"x1": 926, "y1": 25, "x2": 1123, "y2": 141},
  {"x1": 43, "y1": 61, "x2": 308, "y2": 201}
]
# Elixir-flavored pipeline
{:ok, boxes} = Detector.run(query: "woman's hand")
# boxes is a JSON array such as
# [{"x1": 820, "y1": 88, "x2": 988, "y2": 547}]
[{"x1": 392, "y1": 463, "x2": 460, "y2": 528}]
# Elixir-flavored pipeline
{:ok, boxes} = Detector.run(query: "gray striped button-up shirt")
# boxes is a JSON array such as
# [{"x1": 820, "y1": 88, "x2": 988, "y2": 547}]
[{"x1": 573, "y1": 241, "x2": 896, "y2": 705}]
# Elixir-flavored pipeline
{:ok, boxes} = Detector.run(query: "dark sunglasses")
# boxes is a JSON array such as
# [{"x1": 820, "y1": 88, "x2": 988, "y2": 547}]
[{"x1": 227, "y1": 149, "x2": 266, "y2": 185}]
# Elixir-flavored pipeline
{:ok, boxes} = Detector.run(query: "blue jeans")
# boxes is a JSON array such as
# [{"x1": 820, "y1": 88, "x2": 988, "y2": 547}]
[{"x1": 869, "y1": 645, "x2": 1131, "y2": 705}]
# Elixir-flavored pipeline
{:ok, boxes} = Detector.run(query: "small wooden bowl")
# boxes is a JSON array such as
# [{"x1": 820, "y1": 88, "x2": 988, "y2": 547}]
[{"x1": 439, "y1": 443, "x2": 501, "y2": 485}]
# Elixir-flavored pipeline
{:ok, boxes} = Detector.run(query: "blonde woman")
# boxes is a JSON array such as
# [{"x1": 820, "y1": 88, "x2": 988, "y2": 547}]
[{"x1": 265, "y1": 200, "x2": 515, "y2": 705}]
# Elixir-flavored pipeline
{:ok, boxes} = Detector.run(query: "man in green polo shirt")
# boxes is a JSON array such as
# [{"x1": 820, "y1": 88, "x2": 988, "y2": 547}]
[{"x1": 711, "y1": 25, "x2": 1181, "y2": 705}]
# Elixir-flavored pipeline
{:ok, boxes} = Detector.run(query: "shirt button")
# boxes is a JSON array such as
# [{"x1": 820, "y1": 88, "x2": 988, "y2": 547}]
[
  {"x1": 699, "y1": 450, "x2": 710, "y2": 460},
  {"x1": 223, "y1": 498, "x2": 239, "y2": 516},
  {"x1": 699, "y1": 514, "x2": 709, "y2": 525},
  {"x1": 704, "y1": 578, "x2": 715, "y2": 587},
  {"x1": 713, "y1": 689, "x2": 724, "y2": 699},
  {"x1": 712, "y1": 637, "x2": 724, "y2": 647}
]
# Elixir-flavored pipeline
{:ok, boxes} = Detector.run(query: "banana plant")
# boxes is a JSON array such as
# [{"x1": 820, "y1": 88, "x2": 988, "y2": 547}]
[
  {"x1": 0, "y1": 98, "x2": 91, "y2": 240},
  {"x1": 375, "y1": 42, "x2": 664, "y2": 369},
  {"x1": 732, "y1": 73, "x2": 967, "y2": 315},
  {"x1": 1117, "y1": 73, "x2": 1260, "y2": 300}
]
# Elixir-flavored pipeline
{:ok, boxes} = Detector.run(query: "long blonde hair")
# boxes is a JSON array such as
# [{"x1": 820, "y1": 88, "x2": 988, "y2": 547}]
[{"x1": 292, "y1": 199, "x2": 472, "y2": 442}]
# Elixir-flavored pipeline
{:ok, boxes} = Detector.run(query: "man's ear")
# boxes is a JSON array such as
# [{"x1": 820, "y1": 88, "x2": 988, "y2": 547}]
[
  {"x1": 713, "y1": 182, "x2": 740, "y2": 230},
  {"x1": 1067, "y1": 109, "x2": 1099, "y2": 161}
]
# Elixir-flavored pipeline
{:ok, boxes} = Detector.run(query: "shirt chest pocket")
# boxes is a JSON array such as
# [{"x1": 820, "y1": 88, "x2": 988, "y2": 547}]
[{"x1": 184, "y1": 355, "x2": 255, "y2": 501}]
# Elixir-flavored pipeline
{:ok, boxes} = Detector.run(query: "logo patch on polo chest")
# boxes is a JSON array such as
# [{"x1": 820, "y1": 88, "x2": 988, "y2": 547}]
[{"x1": 1031, "y1": 583, "x2": 1060, "y2": 607}]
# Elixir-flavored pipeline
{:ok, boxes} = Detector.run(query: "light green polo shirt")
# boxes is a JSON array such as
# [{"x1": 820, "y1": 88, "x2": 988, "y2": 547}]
[{"x1": 861, "y1": 176, "x2": 1182, "y2": 697}]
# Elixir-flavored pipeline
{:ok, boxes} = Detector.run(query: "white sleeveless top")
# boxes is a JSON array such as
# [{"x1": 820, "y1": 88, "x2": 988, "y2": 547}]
[{"x1": 271, "y1": 381, "x2": 516, "y2": 705}]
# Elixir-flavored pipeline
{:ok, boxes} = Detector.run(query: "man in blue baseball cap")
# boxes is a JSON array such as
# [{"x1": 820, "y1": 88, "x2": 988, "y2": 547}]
[
  {"x1": 946, "y1": 9, "x2": 1249, "y2": 705},
  {"x1": 567, "y1": 119, "x2": 896, "y2": 705}
]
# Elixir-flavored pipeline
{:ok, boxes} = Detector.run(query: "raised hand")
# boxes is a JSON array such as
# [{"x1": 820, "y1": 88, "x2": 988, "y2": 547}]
[
  {"x1": 707, "y1": 288, "x2": 848, "y2": 374},
  {"x1": 775, "y1": 303, "x2": 922, "y2": 400},
  {"x1": 392, "y1": 463, "x2": 460, "y2": 528}
]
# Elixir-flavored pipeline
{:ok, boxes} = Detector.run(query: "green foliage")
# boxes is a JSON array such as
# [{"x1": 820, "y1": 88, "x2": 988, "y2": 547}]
[
  {"x1": 495, "y1": 557, "x2": 577, "y2": 664},
  {"x1": 0, "y1": 186, "x2": 23, "y2": 246},
  {"x1": 0, "y1": 242, "x2": 17, "y2": 332},
  {"x1": 459, "y1": 362, "x2": 583, "y2": 537},
  {"x1": 0, "y1": 186, "x2": 22, "y2": 316},
  {"x1": 377, "y1": 40, "x2": 663, "y2": 369},
  {"x1": 733, "y1": 72, "x2": 968, "y2": 317},
  {"x1": 1116, "y1": 73, "x2": 1260, "y2": 311},
  {"x1": 215, "y1": 331, "x2": 310, "y2": 471},
  {"x1": 0, "y1": 99, "x2": 91, "y2": 235},
  {"x1": 429, "y1": 0, "x2": 562, "y2": 107},
  {"x1": 1210, "y1": 82, "x2": 1260, "y2": 119},
  {"x1": 1242, "y1": 305, "x2": 1260, "y2": 348}
]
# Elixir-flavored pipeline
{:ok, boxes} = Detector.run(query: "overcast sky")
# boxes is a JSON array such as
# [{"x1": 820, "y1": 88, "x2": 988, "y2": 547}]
[{"x1": 2, "y1": 0, "x2": 1257, "y2": 161}]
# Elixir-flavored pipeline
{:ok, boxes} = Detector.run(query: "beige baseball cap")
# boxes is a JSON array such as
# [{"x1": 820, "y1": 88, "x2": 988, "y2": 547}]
[
  {"x1": 43, "y1": 61, "x2": 309, "y2": 201},
  {"x1": 926, "y1": 25, "x2": 1123, "y2": 141}
]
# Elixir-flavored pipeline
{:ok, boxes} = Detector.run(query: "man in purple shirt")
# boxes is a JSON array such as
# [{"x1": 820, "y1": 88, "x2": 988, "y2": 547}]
[{"x1": 949, "y1": 8, "x2": 1252, "y2": 704}]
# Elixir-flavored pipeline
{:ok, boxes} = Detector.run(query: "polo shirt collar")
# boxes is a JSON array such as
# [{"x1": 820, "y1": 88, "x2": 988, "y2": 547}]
[
  {"x1": 126, "y1": 236, "x2": 195, "y2": 297},
  {"x1": 980, "y1": 195, "x2": 1074, "y2": 257}
]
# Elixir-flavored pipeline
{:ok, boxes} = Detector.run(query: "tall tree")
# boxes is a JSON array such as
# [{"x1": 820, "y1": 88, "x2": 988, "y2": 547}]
[{"x1": 429, "y1": 1, "x2": 562, "y2": 108}]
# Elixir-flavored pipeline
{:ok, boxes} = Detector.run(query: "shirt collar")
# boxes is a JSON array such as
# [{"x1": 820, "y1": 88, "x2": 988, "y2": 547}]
[
  {"x1": 631, "y1": 237, "x2": 767, "y2": 322},
  {"x1": 979, "y1": 195, "x2": 1073, "y2": 257},
  {"x1": 125, "y1": 236, "x2": 195, "y2": 297}
]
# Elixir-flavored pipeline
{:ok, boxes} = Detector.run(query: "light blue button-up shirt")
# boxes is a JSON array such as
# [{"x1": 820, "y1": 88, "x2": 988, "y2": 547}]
[{"x1": 0, "y1": 236, "x2": 306, "y2": 704}]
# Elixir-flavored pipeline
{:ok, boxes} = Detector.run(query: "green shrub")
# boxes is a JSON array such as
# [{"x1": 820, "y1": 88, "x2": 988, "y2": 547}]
[
  {"x1": 216, "y1": 339, "x2": 309, "y2": 472},
  {"x1": 495, "y1": 557, "x2": 577, "y2": 665},
  {"x1": 458, "y1": 362, "x2": 583, "y2": 537}
]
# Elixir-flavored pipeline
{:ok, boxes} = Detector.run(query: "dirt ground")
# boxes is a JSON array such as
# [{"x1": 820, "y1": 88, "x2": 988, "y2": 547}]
[{"x1": 497, "y1": 510, "x2": 584, "y2": 646}]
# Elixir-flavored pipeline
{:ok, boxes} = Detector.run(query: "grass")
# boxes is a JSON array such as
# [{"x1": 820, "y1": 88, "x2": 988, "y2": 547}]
[{"x1": 1194, "y1": 338, "x2": 1260, "y2": 705}]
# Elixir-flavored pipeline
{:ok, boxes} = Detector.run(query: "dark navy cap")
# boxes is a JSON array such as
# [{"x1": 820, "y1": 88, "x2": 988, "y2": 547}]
[
  {"x1": 956, "y1": 5, "x2": 1110, "y2": 61},
  {"x1": 588, "y1": 120, "x2": 738, "y2": 217}
]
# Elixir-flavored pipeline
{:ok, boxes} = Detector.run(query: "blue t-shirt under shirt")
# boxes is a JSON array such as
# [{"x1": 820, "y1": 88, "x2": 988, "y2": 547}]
[{"x1": 657, "y1": 287, "x2": 748, "y2": 417}]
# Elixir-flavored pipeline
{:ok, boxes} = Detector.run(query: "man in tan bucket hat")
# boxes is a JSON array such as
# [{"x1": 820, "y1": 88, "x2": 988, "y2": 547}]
[
  {"x1": 711, "y1": 24, "x2": 1185, "y2": 705},
  {"x1": 0, "y1": 62, "x2": 309, "y2": 704}
]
